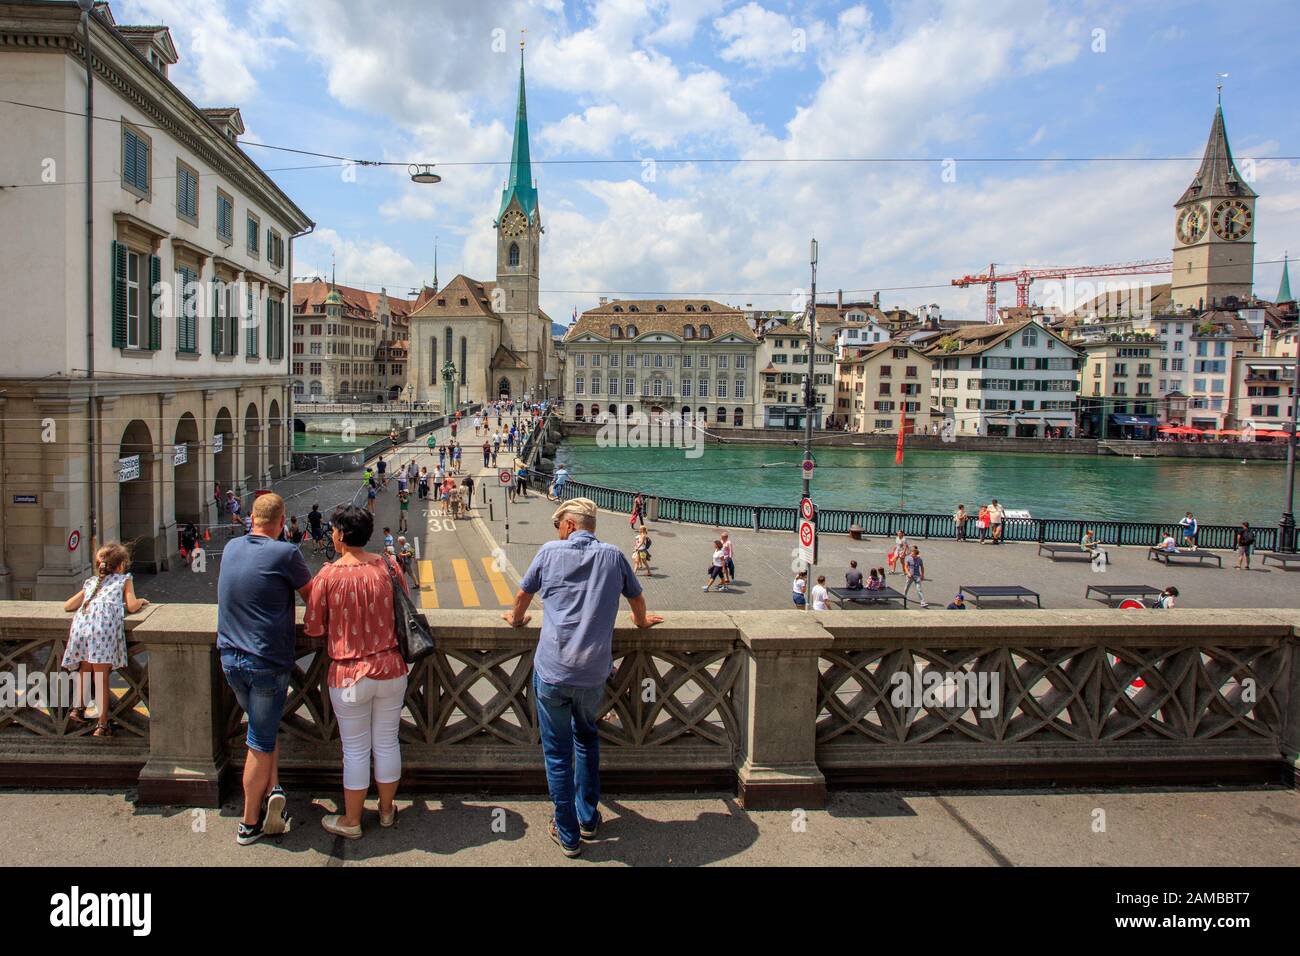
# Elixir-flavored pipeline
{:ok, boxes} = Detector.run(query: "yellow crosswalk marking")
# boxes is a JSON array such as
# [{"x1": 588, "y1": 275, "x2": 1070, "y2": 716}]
[
  {"x1": 418, "y1": 560, "x2": 438, "y2": 609},
  {"x1": 451, "y1": 558, "x2": 481, "y2": 608},
  {"x1": 480, "y1": 556, "x2": 514, "y2": 605}
]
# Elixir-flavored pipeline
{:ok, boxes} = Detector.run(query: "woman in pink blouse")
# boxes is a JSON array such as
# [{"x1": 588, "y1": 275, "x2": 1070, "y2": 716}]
[{"x1": 304, "y1": 505, "x2": 410, "y2": 839}]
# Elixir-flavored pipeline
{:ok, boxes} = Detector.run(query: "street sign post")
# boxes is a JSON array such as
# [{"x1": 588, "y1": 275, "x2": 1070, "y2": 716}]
[
  {"x1": 499, "y1": 469, "x2": 513, "y2": 544},
  {"x1": 797, "y1": 497, "x2": 817, "y2": 567}
]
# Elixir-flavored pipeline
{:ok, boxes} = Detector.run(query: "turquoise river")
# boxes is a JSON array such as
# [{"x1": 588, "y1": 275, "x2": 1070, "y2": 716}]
[{"x1": 553, "y1": 438, "x2": 1293, "y2": 527}]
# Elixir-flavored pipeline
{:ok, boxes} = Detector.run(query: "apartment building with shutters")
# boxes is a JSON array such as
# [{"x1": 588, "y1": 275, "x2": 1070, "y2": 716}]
[{"x1": 0, "y1": 2, "x2": 311, "y2": 597}]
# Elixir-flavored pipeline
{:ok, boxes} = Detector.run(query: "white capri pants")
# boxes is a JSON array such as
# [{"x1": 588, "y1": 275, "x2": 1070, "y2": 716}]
[{"x1": 329, "y1": 674, "x2": 408, "y2": 791}]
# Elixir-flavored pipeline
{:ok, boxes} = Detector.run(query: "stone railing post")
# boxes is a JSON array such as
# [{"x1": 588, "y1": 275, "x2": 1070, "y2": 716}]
[
  {"x1": 133, "y1": 605, "x2": 225, "y2": 807},
  {"x1": 732, "y1": 612, "x2": 832, "y2": 810},
  {"x1": 1278, "y1": 615, "x2": 1300, "y2": 790}
]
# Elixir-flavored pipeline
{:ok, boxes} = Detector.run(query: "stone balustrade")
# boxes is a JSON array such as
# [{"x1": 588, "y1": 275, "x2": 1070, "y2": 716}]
[{"x1": 1, "y1": 602, "x2": 1296, "y2": 808}]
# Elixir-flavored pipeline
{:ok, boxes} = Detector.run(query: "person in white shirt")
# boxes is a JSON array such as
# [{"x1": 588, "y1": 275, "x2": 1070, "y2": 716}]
[
  {"x1": 810, "y1": 575, "x2": 830, "y2": 611},
  {"x1": 702, "y1": 539, "x2": 730, "y2": 593},
  {"x1": 792, "y1": 570, "x2": 808, "y2": 609},
  {"x1": 890, "y1": 531, "x2": 909, "y2": 574}
]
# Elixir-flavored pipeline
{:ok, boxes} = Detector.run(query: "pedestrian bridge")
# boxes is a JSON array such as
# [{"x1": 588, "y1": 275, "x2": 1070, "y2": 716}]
[{"x1": 1, "y1": 603, "x2": 1296, "y2": 808}]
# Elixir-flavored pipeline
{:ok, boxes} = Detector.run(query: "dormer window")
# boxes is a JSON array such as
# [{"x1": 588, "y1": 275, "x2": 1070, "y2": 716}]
[
  {"x1": 655, "y1": 304, "x2": 666, "y2": 312},
  {"x1": 626, "y1": 325, "x2": 638, "y2": 337},
  {"x1": 628, "y1": 305, "x2": 639, "y2": 312},
  {"x1": 685, "y1": 304, "x2": 696, "y2": 312},
  {"x1": 459, "y1": 298, "x2": 468, "y2": 306},
  {"x1": 683, "y1": 325, "x2": 695, "y2": 339},
  {"x1": 613, "y1": 306, "x2": 624, "y2": 313},
  {"x1": 700, "y1": 324, "x2": 712, "y2": 338},
  {"x1": 700, "y1": 304, "x2": 711, "y2": 312},
  {"x1": 610, "y1": 325, "x2": 622, "y2": 338}
]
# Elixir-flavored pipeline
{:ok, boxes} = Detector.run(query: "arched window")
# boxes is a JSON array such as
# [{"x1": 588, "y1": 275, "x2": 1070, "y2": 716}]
[
  {"x1": 590, "y1": 403, "x2": 599, "y2": 418},
  {"x1": 613, "y1": 305, "x2": 624, "y2": 313},
  {"x1": 609, "y1": 324, "x2": 621, "y2": 338},
  {"x1": 700, "y1": 304, "x2": 711, "y2": 312},
  {"x1": 460, "y1": 336, "x2": 467, "y2": 385},
  {"x1": 655, "y1": 304, "x2": 666, "y2": 312},
  {"x1": 733, "y1": 407, "x2": 744, "y2": 427},
  {"x1": 445, "y1": 327, "x2": 453, "y2": 375},
  {"x1": 508, "y1": 243, "x2": 520, "y2": 267},
  {"x1": 626, "y1": 324, "x2": 638, "y2": 337},
  {"x1": 700, "y1": 324, "x2": 712, "y2": 338},
  {"x1": 716, "y1": 406, "x2": 727, "y2": 424},
  {"x1": 685, "y1": 304, "x2": 695, "y2": 312},
  {"x1": 684, "y1": 324, "x2": 696, "y2": 339},
  {"x1": 429, "y1": 336, "x2": 438, "y2": 383},
  {"x1": 629, "y1": 305, "x2": 639, "y2": 312},
  {"x1": 309, "y1": 381, "x2": 322, "y2": 397},
  {"x1": 340, "y1": 381, "x2": 350, "y2": 394}
]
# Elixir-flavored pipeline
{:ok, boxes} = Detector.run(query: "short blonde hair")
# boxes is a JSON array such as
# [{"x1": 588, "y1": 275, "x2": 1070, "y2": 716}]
[{"x1": 251, "y1": 493, "x2": 285, "y2": 524}]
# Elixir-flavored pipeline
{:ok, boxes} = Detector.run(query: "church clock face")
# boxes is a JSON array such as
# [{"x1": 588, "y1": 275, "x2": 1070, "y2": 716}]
[
  {"x1": 1212, "y1": 199, "x2": 1252, "y2": 241},
  {"x1": 500, "y1": 210, "x2": 528, "y2": 238},
  {"x1": 1176, "y1": 204, "x2": 1207, "y2": 245}
]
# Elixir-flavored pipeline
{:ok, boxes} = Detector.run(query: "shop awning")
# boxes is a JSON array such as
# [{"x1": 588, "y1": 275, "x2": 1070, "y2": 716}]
[{"x1": 1110, "y1": 414, "x2": 1159, "y2": 427}]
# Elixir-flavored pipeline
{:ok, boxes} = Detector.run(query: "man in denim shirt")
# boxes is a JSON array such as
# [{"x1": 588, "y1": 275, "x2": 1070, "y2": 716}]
[{"x1": 503, "y1": 497, "x2": 663, "y2": 857}]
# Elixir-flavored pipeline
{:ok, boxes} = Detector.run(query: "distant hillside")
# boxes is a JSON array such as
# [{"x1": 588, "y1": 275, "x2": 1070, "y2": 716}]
[{"x1": 552, "y1": 322, "x2": 569, "y2": 337}]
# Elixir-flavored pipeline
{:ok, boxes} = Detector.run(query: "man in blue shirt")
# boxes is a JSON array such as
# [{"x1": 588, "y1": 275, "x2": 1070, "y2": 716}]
[
  {"x1": 503, "y1": 497, "x2": 662, "y2": 857},
  {"x1": 217, "y1": 493, "x2": 313, "y2": 845}
]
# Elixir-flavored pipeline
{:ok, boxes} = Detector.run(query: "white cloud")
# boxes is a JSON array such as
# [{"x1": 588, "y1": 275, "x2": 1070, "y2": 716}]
[{"x1": 714, "y1": 2, "x2": 821, "y2": 69}]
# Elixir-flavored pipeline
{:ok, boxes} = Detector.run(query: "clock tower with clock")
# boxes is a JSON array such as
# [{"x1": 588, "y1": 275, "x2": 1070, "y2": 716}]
[
  {"x1": 494, "y1": 44, "x2": 545, "y2": 395},
  {"x1": 1171, "y1": 100, "x2": 1256, "y2": 311}
]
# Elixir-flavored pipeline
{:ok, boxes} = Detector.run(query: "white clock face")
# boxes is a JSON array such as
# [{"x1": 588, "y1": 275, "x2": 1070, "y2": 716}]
[
  {"x1": 500, "y1": 210, "x2": 527, "y2": 238},
  {"x1": 1177, "y1": 204, "x2": 1207, "y2": 245},
  {"x1": 1212, "y1": 199, "x2": 1252, "y2": 241}
]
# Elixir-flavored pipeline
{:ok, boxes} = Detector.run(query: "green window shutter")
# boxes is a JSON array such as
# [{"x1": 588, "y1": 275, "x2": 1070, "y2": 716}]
[
  {"x1": 138, "y1": 138, "x2": 150, "y2": 191},
  {"x1": 123, "y1": 132, "x2": 137, "y2": 187},
  {"x1": 265, "y1": 298, "x2": 272, "y2": 358},
  {"x1": 111, "y1": 240, "x2": 127, "y2": 347},
  {"x1": 147, "y1": 255, "x2": 162, "y2": 349}
]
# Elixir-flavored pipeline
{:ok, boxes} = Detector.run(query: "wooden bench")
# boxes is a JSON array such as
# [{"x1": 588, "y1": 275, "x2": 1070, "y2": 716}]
[
  {"x1": 1147, "y1": 548, "x2": 1222, "y2": 568},
  {"x1": 1260, "y1": 552, "x2": 1300, "y2": 570},
  {"x1": 1038, "y1": 543, "x2": 1095, "y2": 562},
  {"x1": 958, "y1": 585, "x2": 1042, "y2": 608},
  {"x1": 829, "y1": 586, "x2": 907, "y2": 610},
  {"x1": 1085, "y1": 584, "x2": 1161, "y2": 606}
]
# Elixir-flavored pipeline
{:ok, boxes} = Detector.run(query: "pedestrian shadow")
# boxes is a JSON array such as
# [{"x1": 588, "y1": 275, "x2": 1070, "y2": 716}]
[
  {"x1": 574, "y1": 796, "x2": 759, "y2": 865},
  {"x1": 309, "y1": 795, "x2": 529, "y2": 861},
  {"x1": 820, "y1": 791, "x2": 921, "y2": 820}
]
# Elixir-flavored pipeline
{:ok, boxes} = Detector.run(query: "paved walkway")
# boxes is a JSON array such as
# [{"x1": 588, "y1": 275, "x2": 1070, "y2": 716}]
[
  {"x1": 477, "y1": 481, "x2": 1300, "y2": 611},
  {"x1": 3, "y1": 786, "x2": 1296, "y2": 866}
]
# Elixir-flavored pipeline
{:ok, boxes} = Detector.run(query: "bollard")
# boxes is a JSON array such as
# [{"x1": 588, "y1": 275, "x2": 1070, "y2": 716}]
[{"x1": 489, "y1": 499, "x2": 494, "y2": 522}]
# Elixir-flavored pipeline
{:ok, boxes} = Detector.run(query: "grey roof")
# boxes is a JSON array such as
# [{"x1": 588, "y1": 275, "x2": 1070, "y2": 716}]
[{"x1": 1177, "y1": 105, "x2": 1256, "y2": 204}]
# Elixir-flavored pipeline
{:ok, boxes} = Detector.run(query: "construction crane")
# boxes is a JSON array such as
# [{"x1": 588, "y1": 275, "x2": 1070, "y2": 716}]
[{"x1": 953, "y1": 259, "x2": 1173, "y2": 323}]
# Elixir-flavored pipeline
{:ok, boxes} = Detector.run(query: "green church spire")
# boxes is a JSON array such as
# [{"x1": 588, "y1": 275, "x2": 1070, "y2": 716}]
[
  {"x1": 498, "y1": 42, "x2": 538, "y2": 221},
  {"x1": 1279, "y1": 255, "x2": 1293, "y2": 303}
]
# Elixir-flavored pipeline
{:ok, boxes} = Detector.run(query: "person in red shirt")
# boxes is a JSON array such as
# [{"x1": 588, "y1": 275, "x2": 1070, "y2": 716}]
[{"x1": 303, "y1": 505, "x2": 409, "y2": 840}]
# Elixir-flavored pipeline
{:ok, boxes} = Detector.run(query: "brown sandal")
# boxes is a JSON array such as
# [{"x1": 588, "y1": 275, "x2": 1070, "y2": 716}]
[
  {"x1": 92, "y1": 722, "x2": 116, "y2": 738},
  {"x1": 67, "y1": 707, "x2": 88, "y2": 726}
]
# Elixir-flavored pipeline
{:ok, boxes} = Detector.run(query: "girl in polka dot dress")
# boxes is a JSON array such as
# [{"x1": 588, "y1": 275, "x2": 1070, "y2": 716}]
[{"x1": 62, "y1": 543, "x2": 149, "y2": 737}]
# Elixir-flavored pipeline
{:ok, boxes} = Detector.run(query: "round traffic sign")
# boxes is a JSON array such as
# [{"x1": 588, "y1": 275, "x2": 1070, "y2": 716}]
[
  {"x1": 799, "y1": 520, "x2": 814, "y2": 547},
  {"x1": 802, "y1": 459, "x2": 815, "y2": 474},
  {"x1": 67, "y1": 529, "x2": 81, "y2": 553},
  {"x1": 499, "y1": 469, "x2": 513, "y2": 485},
  {"x1": 1118, "y1": 599, "x2": 1146, "y2": 610},
  {"x1": 800, "y1": 498, "x2": 814, "y2": 521}
]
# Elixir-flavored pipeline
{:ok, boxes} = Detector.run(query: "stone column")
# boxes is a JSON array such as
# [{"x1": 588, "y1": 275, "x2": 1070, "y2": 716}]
[
  {"x1": 733, "y1": 612, "x2": 832, "y2": 809},
  {"x1": 134, "y1": 604, "x2": 226, "y2": 807},
  {"x1": 0, "y1": 397, "x2": 10, "y2": 599}
]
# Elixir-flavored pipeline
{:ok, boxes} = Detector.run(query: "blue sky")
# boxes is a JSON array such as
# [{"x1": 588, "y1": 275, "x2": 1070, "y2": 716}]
[{"x1": 118, "y1": 0, "x2": 1300, "y2": 321}]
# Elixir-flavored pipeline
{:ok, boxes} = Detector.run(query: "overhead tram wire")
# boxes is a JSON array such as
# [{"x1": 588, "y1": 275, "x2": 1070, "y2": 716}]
[{"x1": 4, "y1": 96, "x2": 1300, "y2": 174}]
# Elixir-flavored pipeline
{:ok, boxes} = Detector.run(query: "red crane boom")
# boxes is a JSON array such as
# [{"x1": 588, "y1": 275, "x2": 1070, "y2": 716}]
[{"x1": 952, "y1": 259, "x2": 1173, "y2": 323}]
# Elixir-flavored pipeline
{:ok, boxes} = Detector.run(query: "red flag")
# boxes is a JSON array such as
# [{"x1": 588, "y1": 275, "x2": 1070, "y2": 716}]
[{"x1": 895, "y1": 413, "x2": 907, "y2": 465}]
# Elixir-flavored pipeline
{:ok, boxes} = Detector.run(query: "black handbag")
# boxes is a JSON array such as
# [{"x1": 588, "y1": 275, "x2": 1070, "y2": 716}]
[{"x1": 382, "y1": 555, "x2": 434, "y2": 665}]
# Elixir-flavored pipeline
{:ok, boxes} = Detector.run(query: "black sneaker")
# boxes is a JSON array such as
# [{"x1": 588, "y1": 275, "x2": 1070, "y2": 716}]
[
  {"x1": 236, "y1": 818, "x2": 264, "y2": 846},
  {"x1": 579, "y1": 811, "x2": 602, "y2": 841},
  {"x1": 263, "y1": 787, "x2": 288, "y2": 836},
  {"x1": 549, "y1": 819, "x2": 581, "y2": 858}
]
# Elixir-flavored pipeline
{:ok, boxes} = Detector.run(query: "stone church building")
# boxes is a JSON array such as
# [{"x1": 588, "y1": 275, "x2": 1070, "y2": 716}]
[{"x1": 407, "y1": 50, "x2": 557, "y2": 407}]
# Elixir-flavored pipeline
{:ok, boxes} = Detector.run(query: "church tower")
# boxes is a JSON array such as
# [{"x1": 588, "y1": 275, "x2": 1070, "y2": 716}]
[
  {"x1": 1171, "y1": 98, "x2": 1256, "y2": 311},
  {"x1": 495, "y1": 43, "x2": 544, "y2": 394}
]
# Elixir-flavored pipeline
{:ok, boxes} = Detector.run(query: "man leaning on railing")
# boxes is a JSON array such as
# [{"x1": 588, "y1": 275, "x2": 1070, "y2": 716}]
[{"x1": 502, "y1": 497, "x2": 663, "y2": 858}]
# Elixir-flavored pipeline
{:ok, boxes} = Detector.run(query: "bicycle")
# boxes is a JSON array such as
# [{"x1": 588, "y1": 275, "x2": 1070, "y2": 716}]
[{"x1": 321, "y1": 521, "x2": 337, "y2": 561}]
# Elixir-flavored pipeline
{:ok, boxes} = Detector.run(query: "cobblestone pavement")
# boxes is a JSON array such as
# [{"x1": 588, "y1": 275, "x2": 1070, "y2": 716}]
[{"x1": 3, "y1": 785, "x2": 1296, "y2": 866}]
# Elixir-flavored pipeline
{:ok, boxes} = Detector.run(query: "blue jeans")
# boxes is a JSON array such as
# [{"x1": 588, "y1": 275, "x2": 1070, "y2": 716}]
[
  {"x1": 221, "y1": 649, "x2": 290, "y2": 754},
  {"x1": 533, "y1": 673, "x2": 603, "y2": 848}
]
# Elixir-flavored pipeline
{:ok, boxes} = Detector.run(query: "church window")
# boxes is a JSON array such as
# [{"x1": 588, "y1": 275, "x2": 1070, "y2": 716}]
[
  {"x1": 460, "y1": 337, "x2": 467, "y2": 384},
  {"x1": 508, "y1": 243, "x2": 520, "y2": 267},
  {"x1": 429, "y1": 337, "x2": 438, "y2": 383},
  {"x1": 684, "y1": 325, "x2": 695, "y2": 339}
]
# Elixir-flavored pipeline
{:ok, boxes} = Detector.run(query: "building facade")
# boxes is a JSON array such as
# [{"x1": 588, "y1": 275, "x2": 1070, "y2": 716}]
[
  {"x1": 406, "y1": 51, "x2": 556, "y2": 408},
  {"x1": 836, "y1": 343, "x2": 935, "y2": 434},
  {"x1": 562, "y1": 301, "x2": 758, "y2": 427},
  {"x1": 291, "y1": 279, "x2": 410, "y2": 402},
  {"x1": 0, "y1": 2, "x2": 311, "y2": 597},
  {"x1": 927, "y1": 321, "x2": 1081, "y2": 437},
  {"x1": 756, "y1": 323, "x2": 836, "y2": 429}
]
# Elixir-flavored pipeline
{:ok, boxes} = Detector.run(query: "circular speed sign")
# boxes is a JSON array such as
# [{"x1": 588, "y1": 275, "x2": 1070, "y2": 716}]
[
  {"x1": 499, "y1": 469, "x2": 513, "y2": 485},
  {"x1": 800, "y1": 498, "x2": 814, "y2": 521}
]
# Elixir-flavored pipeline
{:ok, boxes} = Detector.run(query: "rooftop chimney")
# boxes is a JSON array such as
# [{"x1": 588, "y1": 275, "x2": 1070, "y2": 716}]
[
  {"x1": 873, "y1": 291, "x2": 881, "y2": 308},
  {"x1": 837, "y1": 288, "x2": 843, "y2": 310},
  {"x1": 599, "y1": 296, "x2": 608, "y2": 306}
]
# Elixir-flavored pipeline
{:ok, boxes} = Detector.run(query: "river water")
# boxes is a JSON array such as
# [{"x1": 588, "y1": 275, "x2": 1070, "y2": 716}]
[{"x1": 553, "y1": 438, "x2": 1292, "y2": 526}]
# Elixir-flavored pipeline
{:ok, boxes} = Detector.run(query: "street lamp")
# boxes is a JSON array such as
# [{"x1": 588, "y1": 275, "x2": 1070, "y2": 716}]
[
  {"x1": 803, "y1": 237, "x2": 818, "y2": 502},
  {"x1": 408, "y1": 164, "x2": 441, "y2": 184},
  {"x1": 1280, "y1": 353, "x2": 1300, "y2": 552}
]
